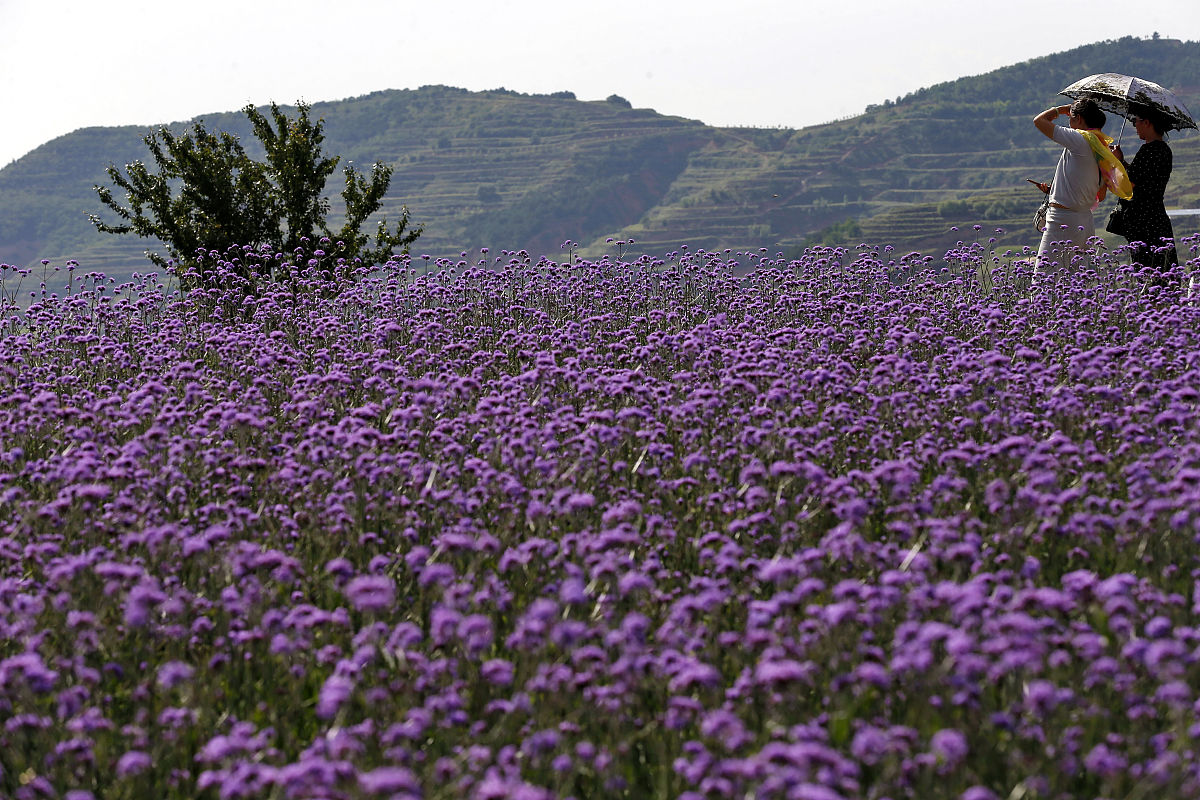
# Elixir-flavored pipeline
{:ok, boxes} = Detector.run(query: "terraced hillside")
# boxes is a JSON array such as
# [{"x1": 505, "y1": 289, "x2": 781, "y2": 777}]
[
  {"x1": 603, "y1": 36, "x2": 1200, "y2": 257},
  {"x1": 0, "y1": 89, "x2": 717, "y2": 276}
]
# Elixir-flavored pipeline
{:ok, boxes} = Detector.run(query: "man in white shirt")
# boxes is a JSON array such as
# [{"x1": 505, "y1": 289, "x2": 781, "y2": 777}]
[{"x1": 1033, "y1": 98, "x2": 1107, "y2": 271}]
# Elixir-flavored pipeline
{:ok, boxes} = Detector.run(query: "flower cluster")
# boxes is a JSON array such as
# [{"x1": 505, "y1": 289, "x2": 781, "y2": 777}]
[{"x1": 1, "y1": 236, "x2": 1199, "y2": 799}]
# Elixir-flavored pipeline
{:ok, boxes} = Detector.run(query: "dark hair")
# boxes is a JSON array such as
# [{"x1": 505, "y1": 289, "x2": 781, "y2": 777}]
[
  {"x1": 1070, "y1": 97, "x2": 1106, "y2": 129},
  {"x1": 1129, "y1": 104, "x2": 1170, "y2": 136}
]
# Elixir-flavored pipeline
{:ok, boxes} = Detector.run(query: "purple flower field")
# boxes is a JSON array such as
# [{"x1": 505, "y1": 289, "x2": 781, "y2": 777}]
[{"x1": 2, "y1": 235, "x2": 1200, "y2": 799}]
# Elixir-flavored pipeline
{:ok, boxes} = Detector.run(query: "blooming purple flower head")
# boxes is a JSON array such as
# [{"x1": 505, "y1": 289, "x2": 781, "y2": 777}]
[
  {"x1": 851, "y1": 725, "x2": 890, "y2": 765},
  {"x1": 481, "y1": 659, "x2": 515, "y2": 686},
  {"x1": 1084, "y1": 742, "x2": 1127, "y2": 777},
  {"x1": 316, "y1": 674, "x2": 355, "y2": 720},
  {"x1": 343, "y1": 574, "x2": 395, "y2": 613},
  {"x1": 959, "y1": 789, "x2": 999, "y2": 800},
  {"x1": 358, "y1": 766, "x2": 420, "y2": 795},
  {"x1": 115, "y1": 750, "x2": 152, "y2": 777},
  {"x1": 156, "y1": 660, "x2": 195, "y2": 690},
  {"x1": 930, "y1": 728, "x2": 969, "y2": 768}
]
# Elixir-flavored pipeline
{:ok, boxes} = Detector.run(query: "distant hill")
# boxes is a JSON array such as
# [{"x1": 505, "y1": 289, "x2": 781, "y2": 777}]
[{"x1": 2, "y1": 35, "x2": 1198, "y2": 280}]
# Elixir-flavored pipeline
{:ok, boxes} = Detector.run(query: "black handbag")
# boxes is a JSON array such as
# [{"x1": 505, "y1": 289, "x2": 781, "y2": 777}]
[{"x1": 1105, "y1": 205, "x2": 1126, "y2": 236}]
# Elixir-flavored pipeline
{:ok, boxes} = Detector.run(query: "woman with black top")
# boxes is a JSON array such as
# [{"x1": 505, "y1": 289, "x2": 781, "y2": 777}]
[{"x1": 1113, "y1": 107, "x2": 1178, "y2": 269}]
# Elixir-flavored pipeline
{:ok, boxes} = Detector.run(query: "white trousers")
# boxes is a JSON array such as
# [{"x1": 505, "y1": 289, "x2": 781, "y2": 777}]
[{"x1": 1036, "y1": 206, "x2": 1095, "y2": 270}]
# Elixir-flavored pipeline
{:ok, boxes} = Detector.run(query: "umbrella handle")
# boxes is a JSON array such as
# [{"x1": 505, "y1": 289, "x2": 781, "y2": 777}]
[{"x1": 1116, "y1": 117, "x2": 1126, "y2": 147}]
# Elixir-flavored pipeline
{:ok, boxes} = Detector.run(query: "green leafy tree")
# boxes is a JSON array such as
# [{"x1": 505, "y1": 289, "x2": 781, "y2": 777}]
[{"x1": 91, "y1": 101, "x2": 421, "y2": 278}]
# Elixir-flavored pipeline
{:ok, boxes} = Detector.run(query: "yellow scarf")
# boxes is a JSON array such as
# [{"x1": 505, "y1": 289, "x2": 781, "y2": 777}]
[{"x1": 1080, "y1": 129, "x2": 1133, "y2": 203}]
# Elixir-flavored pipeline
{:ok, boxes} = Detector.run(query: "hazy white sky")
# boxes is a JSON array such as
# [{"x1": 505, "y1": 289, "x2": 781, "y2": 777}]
[{"x1": 2, "y1": 0, "x2": 1198, "y2": 168}]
